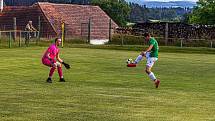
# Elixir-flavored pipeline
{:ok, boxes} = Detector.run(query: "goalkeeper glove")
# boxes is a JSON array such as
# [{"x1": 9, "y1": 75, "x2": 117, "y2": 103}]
[{"x1": 62, "y1": 62, "x2": 71, "y2": 69}]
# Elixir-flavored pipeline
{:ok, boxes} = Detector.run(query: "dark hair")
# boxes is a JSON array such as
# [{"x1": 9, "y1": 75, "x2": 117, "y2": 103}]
[
  {"x1": 55, "y1": 38, "x2": 60, "y2": 43},
  {"x1": 143, "y1": 32, "x2": 150, "y2": 37}
]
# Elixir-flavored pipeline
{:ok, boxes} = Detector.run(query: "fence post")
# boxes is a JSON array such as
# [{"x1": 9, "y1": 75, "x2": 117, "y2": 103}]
[
  {"x1": 19, "y1": 31, "x2": 21, "y2": 47},
  {"x1": 109, "y1": 19, "x2": 112, "y2": 42},
  {"x1": 180, "y1": 39, "x2": 183, "y2": 48},
  {"x1": 88, "y1": 17, "x2": 91, "y2": 43},
  {"x1": 9, "y1": 32, "x2": 12, "y2": 48},
  {"x1": 13, "y1": 17, "x2": 17, "y2": 41},
  {"x1": 27, "y1": 32, "x2": 30, "y2": 47},
  {"x1": 37, "y1": 16, "x2": 41, "y2": 45},
  {"x1": 210, "y1": 41, "x2": 213, "y2": 48},
  {"x1": 165, "y1": 22, "x2": 168, "y2": 46},
  {"x1": 61, "y1": 22, "x2": 65, "y2": 48},
  {"x1": 0, "y1": 31, "x2": 1, "y2": 44},
  {"x1": 121, "y1": 31, "x2": 124, "y2": 46}
]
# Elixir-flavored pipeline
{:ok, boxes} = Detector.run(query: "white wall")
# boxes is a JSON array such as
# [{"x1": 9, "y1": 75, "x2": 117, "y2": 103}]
[{"x1": 0, "y1": 0, "x2": 3, "y2": 12}]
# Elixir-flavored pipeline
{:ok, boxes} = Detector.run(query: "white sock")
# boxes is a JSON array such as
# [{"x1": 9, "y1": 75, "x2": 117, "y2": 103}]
[
  {"x1": 148, "y1": 72, "x2": 156, "y2": 81},
  {"x1": 134, "y1": 55, "x2": 143, "y2": 64}
]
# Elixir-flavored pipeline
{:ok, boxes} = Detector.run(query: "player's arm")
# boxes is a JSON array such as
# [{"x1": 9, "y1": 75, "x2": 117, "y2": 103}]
[
  {"x1": 145, "y1": 45, "x2": 153, "y2": 52},
  {"x1": 25, "y1": 24, "x2": 31, "y2": 31},
  {"x1": 57, "y1": 53, "x2": 71, "y2": 69},
  {"x1": 32, "y1": 26, "x2": 37, "y2": 31},
  {"x1": 46, "y1": 52, "x2": 50, "y2": 59},
  {"x1": 56, "y1": 53, "x2": 63, "y2": 63},
  {"x1": 46, "y1": 53, "x2": 52, "y2": 60},
  {"x1": 140, "y1": 45, "x2": 153, "y2": 56},
  {"x1": 46, "y1": 52, "x2": 55, "y2": 64}
]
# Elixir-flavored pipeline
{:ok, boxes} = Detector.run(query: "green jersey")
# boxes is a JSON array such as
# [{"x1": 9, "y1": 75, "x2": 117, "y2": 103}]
[{"x1": 148, "y1": 37, "x2": 159, "y2": 58}]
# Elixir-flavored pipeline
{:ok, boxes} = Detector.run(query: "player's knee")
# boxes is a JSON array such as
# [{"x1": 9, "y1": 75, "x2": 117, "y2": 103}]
[
  {"x1": 57, "y1": 64, "x2": 62, "y2": 68},
  {"x1": 51, "y1": 66, "x2": 57, "y2": 69},
  {"x1": 145, "y1": 69, "x2": 148, "y2": 74},
  {"x1": 145, "y1": 68, "x2": 151, "y2": 74},
  {"x1": 52, "y1": 63, "x2": 57, "y2": 68},
  {"x1": 56, "y1": 62, "x2": 61, "y2": 67}
]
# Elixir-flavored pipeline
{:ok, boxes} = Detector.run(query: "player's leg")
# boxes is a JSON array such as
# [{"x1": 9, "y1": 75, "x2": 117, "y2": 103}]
[
  {"x1": 42, "y1": 58, "x2": 53, "y2": 67},
  {"x1": 47, "y1": 66, "x2": 56, "y2": 83},
  {"x1": 134, "y1": 52, "x2": 150, "y2": 64},
  {"x1": 134, "y1": 54, "x2": 143, "y2": 64},
  {"x1": 56, "y1": 62, "x2": 65, "y2": 82},
  {"x1": 42, "y1": 58, "x2": 56, "y2": 83},
  {"x1": 145, "y1": 57, "x2": 160, "y2": 88}
]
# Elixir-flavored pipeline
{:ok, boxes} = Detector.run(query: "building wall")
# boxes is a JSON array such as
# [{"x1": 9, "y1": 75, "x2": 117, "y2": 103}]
[{"x1": 0, "y1": 5, "x2": 57, "y2": 38}]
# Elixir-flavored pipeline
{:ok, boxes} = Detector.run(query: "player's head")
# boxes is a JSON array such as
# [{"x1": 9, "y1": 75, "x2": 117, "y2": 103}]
[
  {"x1": 28, "y1": 21, "x2": 32, "y2": 24},
  {"x1": 55, "y1": 38, "x2": 62, "y2": 46},
  {"x1": 143, "y1": 32, "x2": 150, "y2": 41}
]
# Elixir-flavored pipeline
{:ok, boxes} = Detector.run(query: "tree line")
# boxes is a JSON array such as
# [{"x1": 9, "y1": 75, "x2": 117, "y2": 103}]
[{"x1": 128, "y1": 3, "x2": 193, "y2": 23}]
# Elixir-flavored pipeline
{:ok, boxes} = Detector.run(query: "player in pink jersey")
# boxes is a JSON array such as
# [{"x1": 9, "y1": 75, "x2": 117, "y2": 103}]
[{"x1": 42, "y1": 38, "x2": 70, "y2": 83}]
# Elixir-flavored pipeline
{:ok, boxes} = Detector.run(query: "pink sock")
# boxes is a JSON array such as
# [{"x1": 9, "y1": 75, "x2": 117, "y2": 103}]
[
  {"x1": 57, "y1": 67, "x2": 63, "y2": 78},
  {"x1": 49, "y1": 67, "x2": 56, "y2": 78}
]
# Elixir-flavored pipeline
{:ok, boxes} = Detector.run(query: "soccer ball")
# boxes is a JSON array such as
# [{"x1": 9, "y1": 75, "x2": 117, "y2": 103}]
[{"x1": 126, "y1": 58, "x2": 133, "y2": 64}]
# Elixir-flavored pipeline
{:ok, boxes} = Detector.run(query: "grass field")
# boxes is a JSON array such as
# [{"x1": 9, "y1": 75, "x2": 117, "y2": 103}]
[{"x1": 0, "y1": 47, "x2": 215, "y2": 121}]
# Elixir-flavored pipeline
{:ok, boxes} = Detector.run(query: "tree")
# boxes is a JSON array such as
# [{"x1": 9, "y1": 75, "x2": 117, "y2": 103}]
[
  {"x1": 189, "y1": 0, "x2": 215, "y2": 25},
  {"x1": 91, "y1": 0, "x2": 131, "y2": 26},
  {"x1": 128, "y1": 3, "x2": 190, "y2": 23},
  {"x1": 128, "y1": 3, "x2": 149, "y2": 22}
]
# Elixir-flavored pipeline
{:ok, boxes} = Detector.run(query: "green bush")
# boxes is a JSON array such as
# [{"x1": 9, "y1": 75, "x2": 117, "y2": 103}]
[{"x1": 175, "y1": 39, "x2": 212, "y2": 47}]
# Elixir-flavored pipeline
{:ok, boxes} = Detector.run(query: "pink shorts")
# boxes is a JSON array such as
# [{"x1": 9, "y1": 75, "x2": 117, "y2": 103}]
[{"x1": 42, "y1": 58, "x2": 56, "y2": 67}]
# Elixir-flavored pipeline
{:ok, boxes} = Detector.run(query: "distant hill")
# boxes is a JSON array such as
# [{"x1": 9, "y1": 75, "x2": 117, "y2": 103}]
[
  {"x1": 126, "y1": 0, "x2": 197, "y2": 8},
  {"x1": 4, "y1": 0, "x2": 196, "y2": 8},
  {"x1": 4, "y1": 0, "x2": 89, "y2": 6}
]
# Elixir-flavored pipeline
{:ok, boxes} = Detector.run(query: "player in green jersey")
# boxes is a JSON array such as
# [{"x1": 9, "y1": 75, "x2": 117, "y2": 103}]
[{"x1": 134, "y1": 33, "x2": 160, "y2": 88}]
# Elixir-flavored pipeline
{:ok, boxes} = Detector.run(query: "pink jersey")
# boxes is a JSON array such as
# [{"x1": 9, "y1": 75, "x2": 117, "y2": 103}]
[{"x1": 43, "y1": 44, "x2": 59, "y2": 60}]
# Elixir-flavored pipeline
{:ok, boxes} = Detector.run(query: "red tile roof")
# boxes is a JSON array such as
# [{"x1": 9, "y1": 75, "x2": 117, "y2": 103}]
[{"x1": 37, "y1": 2, "x2": 118, "y2": 39}]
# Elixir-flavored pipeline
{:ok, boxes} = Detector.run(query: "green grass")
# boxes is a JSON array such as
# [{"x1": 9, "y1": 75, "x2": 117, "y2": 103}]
[
  {"x1": 0, "y1": 47, "x2": 215, "y2": 121},
  {"x1": 66, "y1": 44, "x2": 215, "y2": 54}
]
